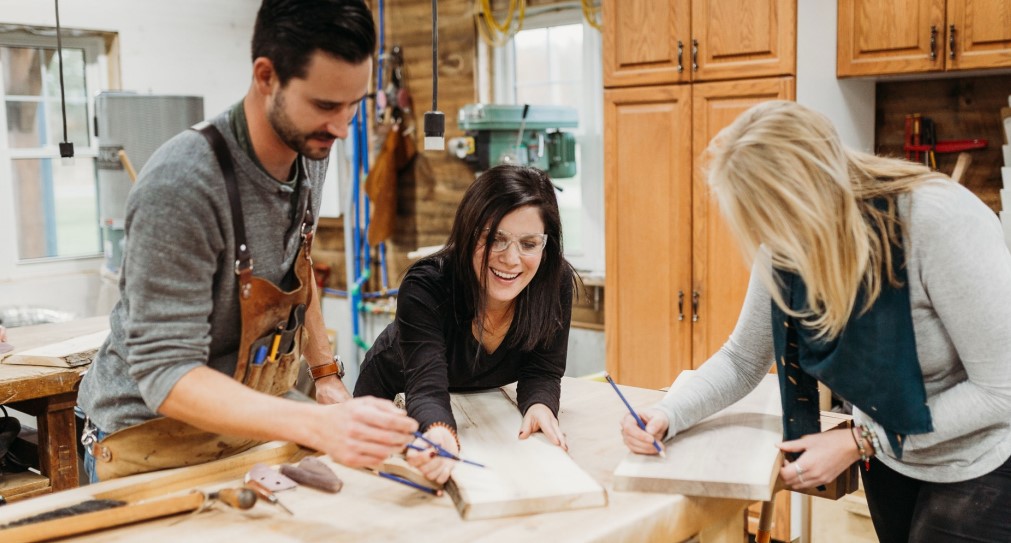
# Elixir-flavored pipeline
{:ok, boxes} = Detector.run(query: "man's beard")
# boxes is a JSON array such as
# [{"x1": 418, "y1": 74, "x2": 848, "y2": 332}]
[{"x1": 267, "y1": 91, "x2": 334, "y2": 160}]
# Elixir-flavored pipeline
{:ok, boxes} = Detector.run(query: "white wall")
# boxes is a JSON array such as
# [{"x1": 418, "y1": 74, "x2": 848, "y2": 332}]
[
  {"x1": 0, "y1": 0, "x2": 260, "y2": 318},
  {"x1": 796, "y1": 0, "x2": 876, "y2": 152}
]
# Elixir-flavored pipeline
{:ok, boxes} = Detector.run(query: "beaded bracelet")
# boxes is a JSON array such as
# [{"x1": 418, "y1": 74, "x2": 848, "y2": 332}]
[
  {"x1": 859, "y1": 423, "x2": 882, "y2": 465},
  {"x1": 428, "y1": 421, "x2": 461, "y2": 452},
  {"x1": 850, "y1": 426, "x2": 870, "y2": 470}
]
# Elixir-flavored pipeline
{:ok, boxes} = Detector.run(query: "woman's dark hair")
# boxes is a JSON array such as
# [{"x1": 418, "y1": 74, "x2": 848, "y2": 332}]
[
  {"x1": 251, "y1": 0, "x2": 376, "y2": 85},
  {"x1": 428, "y1": 164, "x2": 577, "y2": 353}
]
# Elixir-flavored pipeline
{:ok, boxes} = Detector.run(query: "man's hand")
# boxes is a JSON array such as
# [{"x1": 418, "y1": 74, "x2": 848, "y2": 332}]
[
  {"x1": 778, "y1": 428, "x2": 860, "y2": 490},
  {"x1": 0, "y1": 325, "x2": 7, "y2": 342},
  {"x1": 519, "y1": 403, "x2": 567, "y2": 451},
  {"x1": 314, "y1": 375, "x2": 351, "y2": 404},
  {"x1": 319, "y1": 396, "x2": 418, "y2": 468},
  {"x1": 405, "y1": 425, "x2": 458, "y2": 484},
  {"x1": 620, "y1": 408, "x2": 669, "y2": 455}
]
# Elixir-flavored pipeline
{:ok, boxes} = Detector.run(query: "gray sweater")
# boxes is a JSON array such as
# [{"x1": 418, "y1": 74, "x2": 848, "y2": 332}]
[
  {"x1": 656, "y1": 180, "x2": 1011, "y2": 483},
  {"x1": 78, "y1": 108, "x2": 326, "y2": 434}
]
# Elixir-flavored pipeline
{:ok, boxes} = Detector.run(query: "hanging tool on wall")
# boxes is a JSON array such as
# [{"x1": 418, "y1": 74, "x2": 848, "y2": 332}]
[{"x1": 903, "y1": 113, "x2": 987, "y2": 172}]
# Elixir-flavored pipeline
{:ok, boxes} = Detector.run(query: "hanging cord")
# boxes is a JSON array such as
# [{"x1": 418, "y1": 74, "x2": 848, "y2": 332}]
[
  {"x1": 422, "y1": 0, "x2": 444, "y2": 150},
  {"x1": 475, "y1": 0, "x2": 526, "y2": 47},
  {"x1": 431, "y1": 0, "x2": 438, "y2": 113},
  {"x1": 54, "y1": 0, "x2": 73, "y2": 158},
  {"x1": 581, "y1": 0, "x2": 602, "y2": 31}
]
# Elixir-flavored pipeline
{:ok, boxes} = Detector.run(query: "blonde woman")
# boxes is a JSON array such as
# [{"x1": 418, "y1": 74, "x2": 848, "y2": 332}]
[{"x1": 621, "y1": 101, "x2": 1011, "y2": 542}]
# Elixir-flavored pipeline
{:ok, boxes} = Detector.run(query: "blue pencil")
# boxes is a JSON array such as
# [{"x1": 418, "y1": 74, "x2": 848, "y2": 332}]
[
  {"x1": 604, "y1": 372, "x2": 666, "y2": 458},
  {"x1": 412, "y1": 432, "x2": 487, "y2": 468},
  {"x1": 376, "y1": 471, "x2": 443, "y2": 497}
]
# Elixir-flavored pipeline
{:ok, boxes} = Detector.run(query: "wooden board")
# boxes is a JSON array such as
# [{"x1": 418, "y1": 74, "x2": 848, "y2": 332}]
[
  {"x1": 613, "y1": 372, "x2": 783, "y2": 501},
  {"x1": 445, "y1": 389, "x2": 607, "y2": 520},
  {"x1": 1, "y1": 330, "x2": 108, "y2": 368},
  {"x1": 0, "y1": 379, "x2": 750, "y2": 543}
]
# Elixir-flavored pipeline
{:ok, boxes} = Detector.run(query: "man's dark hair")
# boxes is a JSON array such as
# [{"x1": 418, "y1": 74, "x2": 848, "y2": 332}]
[
  {"x1": 428, "y1": 164, "x2": 578, "y2": 353},
  {"x1": 252, "y1": 0, "x2": 376, "y2": 85}
]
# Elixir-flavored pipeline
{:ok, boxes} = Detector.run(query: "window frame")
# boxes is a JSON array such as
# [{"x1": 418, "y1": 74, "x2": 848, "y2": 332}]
[
  {"x1": 0, "y1": 29, "x2": 108, "y2": 275},
  {"x1": 489, "y1": 9, "x2": 605, "y2": 275}
]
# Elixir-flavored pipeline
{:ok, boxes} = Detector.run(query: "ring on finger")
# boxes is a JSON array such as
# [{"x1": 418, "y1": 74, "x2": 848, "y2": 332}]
[{"x1": 794, "y1": 463, "x2": 806, "y2": 484}]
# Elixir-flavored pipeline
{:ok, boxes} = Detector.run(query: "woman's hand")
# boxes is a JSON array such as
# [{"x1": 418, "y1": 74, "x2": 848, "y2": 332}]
[
  {"x1": 778, "y1": 428, "x2": 861, "y2": 490},
  {"x1": 314, "y1": 375, "x2": 351, "y2": 405},
  {"x1": 519, "y1": 403, "x2": 567, "y2": 451},
  {"x1": 405, "y1": 425, "x2": 459, "y2": 484},
  {"x1": 620, "y1": 408, "x2": 669, "y2": 455}
]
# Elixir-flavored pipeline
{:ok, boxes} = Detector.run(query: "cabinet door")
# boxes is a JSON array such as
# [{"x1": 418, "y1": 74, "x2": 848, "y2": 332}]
[
  {"x1": 602, "y1": 0, "x2": 691, "y2": 88},
  {"x1": 837, "y1": 0, "x2": 946, "y2": 76},
  {"x1": 691, "y1": 0, "x2": 796, "y2": 81},
  {"x1": 605, "y1": 86, "x2": 693, "y2": 389},
  {"x1": 947, "y1": 0, "x2": 1011, "y2": 70},
  {"x1": 690, "y1": 77, "x2": 795, "y2": 369}
]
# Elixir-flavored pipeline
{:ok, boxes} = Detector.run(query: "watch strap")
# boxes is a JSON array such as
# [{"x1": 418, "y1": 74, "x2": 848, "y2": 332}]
[{"x1": 308, "y1": 358, "x2": 343, "y2": 381}]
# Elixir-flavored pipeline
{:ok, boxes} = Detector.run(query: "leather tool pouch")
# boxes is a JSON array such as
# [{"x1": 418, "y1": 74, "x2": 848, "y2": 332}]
[{"x1": 93, "y1": 123, "x2": 316, "y2": 481}]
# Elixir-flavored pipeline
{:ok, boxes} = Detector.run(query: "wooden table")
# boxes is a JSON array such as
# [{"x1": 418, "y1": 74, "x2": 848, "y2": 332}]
[
  {"x1": 0, "y1": 378, "x2": 751, "y2": 542},
  {"x1": 0, "y1": 317, "x2": 109, "y2": 501}
]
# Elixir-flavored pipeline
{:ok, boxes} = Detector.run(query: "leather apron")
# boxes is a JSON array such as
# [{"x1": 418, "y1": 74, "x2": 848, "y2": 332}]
[{"x1": 93, "y1": 123, "x2": 316, "y2": 480}]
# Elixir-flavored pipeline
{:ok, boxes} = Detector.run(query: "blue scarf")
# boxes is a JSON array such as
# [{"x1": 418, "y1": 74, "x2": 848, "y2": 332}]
[{"x1": 771, "y1": 228, "x2": 933, "y2": 458}]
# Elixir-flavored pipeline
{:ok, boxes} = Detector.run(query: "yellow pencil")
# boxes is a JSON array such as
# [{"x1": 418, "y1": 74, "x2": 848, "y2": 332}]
[{"x1": 268, "y1": 328, "x2": 283, "y2": 362}]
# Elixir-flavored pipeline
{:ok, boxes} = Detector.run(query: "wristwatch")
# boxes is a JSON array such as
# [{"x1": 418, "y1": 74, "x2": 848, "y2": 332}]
[{"x1": 308, "y1": 355, "x2": 345, "y2": 381}]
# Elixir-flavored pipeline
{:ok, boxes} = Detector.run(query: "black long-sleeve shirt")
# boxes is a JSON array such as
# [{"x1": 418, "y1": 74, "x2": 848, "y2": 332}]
[{"x1": 354, "y1": 258, "x2": 571, "y2": 432}]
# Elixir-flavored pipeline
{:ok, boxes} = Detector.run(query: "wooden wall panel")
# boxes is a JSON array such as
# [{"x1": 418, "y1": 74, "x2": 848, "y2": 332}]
[
  {"x1": 875, "y1": 75, "x2": 1011, "y2": 213},
  {"x1": 378, "y1": 0, "x2": 478, "y2": 286}
]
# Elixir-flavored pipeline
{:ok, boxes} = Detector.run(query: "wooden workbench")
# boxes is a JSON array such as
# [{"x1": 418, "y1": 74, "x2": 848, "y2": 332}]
[
  {"x1": 0, "y1": 378, "x2": 751, "y2": 542},
  {"x1": 0, "y1": 317, "x2": 109, "y2": 501}
]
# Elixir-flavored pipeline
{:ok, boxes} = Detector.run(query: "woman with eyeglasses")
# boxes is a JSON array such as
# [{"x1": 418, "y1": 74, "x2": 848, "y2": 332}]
[{"x1": 354, "y1": 164, "x2": 578, "y2": 484}]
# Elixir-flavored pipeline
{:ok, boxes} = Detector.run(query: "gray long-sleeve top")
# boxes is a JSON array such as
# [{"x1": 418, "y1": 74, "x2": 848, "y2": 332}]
[
  {"x1": 654, "y1": 179, "x2": 1011, "y2": 483},
  {"x1": 78, "y1": 108, "x2": 326, "y2": 434}
]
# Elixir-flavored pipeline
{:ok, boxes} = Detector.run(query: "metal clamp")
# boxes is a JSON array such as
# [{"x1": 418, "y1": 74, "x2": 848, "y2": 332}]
[
  {"x1": 677, "y1": 290, "x2": 685, "y2": 321},
  {"x1": 677, "y1": 40, "x2": 684, "y2": 73},
  {"x1": 692, "y1": 39, "x2": 699, "y2": 72},
  {"x1": 691, "y1": 290, "x2": 700, "y2": 322}
]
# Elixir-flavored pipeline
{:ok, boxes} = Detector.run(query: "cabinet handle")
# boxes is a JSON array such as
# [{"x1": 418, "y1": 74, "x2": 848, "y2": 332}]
[
  {"x1": 677, "y1": 40, "x2": 684, "y2": 73},
  {"x1": 929, "y1": 25, "x2": 937, "y2": 61},
  {"x1": 691, "y1": 290, "x2": 700, "y2": 322},
  {"x1": 677, "y1": 290, "x2": 685, "y2": 321},
  {"x1": 949, "y1": 24, "x2": 956, "y2": 60},
  {"x1": 691, "y1": 39, "x2": 699, "y2": 72}
]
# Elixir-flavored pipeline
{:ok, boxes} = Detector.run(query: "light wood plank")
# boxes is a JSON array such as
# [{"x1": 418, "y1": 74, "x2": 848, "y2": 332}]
[
  {"x1": 445, "y1": 389, "x2": 607, "y2": 520},
  {"x1": 1, "y1": 330, "x2": 109, "y2": 368},
  {"x1": 613, "y1": 372, "x2": 783, "y2": 501}
]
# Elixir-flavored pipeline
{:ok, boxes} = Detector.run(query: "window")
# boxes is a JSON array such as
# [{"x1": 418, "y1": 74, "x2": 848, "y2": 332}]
[
  {"x1": 491, "y1": 11, "x2": 605, "y2": 274},
  {"x1": 1, "y1": 30, "x2": 106, "y2": 261}
]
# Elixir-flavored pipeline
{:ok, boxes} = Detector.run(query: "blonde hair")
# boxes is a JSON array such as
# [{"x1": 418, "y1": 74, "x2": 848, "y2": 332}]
[{"x1": 705, "y1": 101, "x2": 936, "y2": 339}]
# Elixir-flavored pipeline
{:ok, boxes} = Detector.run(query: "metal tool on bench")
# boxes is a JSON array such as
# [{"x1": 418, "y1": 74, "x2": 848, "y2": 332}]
[{"x1": 244, "y1": 476, "x2": 295, "y2": 516}]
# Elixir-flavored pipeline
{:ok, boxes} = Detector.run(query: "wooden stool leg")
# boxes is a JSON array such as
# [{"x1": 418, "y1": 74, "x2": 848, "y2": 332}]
[{"x1": 756, "y1": 500, "x2": 775, "y2": 543}]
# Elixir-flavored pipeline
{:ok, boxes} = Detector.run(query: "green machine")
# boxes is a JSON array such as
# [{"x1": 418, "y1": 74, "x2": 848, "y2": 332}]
[{"x1": 455, "y1": 104, "x2": 579, "y2": 178}]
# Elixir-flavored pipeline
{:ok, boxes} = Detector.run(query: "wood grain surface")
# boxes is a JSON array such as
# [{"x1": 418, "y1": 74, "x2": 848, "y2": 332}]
[
  {"x1": 0, "y1": 379, "x2": 751, "y2": 543},
  {"x1": 613, "y1": 372, "x2": 783, "y2": 501},
  {"x1": 445, "y1": 389, "x2": 606, "y2": 520},
  {"x1": 1, "y1": 330, "x2": 108, "y2": 368}
]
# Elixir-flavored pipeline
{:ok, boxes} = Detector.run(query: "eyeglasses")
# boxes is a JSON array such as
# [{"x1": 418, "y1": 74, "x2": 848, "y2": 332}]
[{"x1": 480, "y1": 228, "x2": 548, "y2": 256}]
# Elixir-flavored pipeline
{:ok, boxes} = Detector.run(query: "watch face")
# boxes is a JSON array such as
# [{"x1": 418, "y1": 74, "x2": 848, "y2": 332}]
[{"x1": 334, "y1": 356, "x2": 345, "y2": 378}]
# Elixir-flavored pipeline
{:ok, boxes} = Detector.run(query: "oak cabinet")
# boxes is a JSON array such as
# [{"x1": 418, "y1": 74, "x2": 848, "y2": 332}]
[
  {"x1": 603, "y1": 0, "x2": 797, "y2": 87},
  {"x1": 838, "y1": 0, "x2": 1011, "y2": 77},
  {"x1": 604, "y1": 77, "x2": 795, "y2": 390}
]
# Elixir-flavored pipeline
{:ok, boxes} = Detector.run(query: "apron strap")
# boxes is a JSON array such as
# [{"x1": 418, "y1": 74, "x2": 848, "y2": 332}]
[{"x1": 192, "y1": 121, "x2": 253, "y2": 279}]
